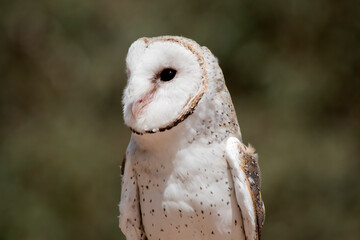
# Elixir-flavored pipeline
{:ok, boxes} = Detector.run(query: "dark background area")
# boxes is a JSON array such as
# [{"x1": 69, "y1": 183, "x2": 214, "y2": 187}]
[{"x1": 1, "y1": 0, "x2": 359, "y2": 239}]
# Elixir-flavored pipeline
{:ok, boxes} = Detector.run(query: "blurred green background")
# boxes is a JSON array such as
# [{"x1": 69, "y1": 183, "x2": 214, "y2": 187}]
[{"x1": 1, "y1": 0, "x2": 359, "y2": 239}]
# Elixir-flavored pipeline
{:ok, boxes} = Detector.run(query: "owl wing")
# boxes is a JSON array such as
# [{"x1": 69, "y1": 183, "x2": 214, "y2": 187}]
[
  {"x1": 119, "y1": 153, "x2": 147, "y2": 240},
  {"x1": 226, "y1": 137, "x2": 265, "y2": 240}
]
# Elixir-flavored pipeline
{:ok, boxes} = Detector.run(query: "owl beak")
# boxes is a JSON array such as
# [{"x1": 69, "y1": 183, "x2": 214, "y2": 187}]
[{"x1": 131, "y1": 93, "x2": 153, "y2": 120}]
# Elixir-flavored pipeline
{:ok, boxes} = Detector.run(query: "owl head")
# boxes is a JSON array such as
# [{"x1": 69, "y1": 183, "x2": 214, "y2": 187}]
[{"x1": 122, "y1": 36, "x2": 209, "y2": 134}]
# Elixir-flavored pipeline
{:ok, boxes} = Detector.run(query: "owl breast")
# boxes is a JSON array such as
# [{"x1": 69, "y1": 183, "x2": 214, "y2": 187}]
[{"x1": 132, "y1": 141, "x2": 246, "y2": 240}]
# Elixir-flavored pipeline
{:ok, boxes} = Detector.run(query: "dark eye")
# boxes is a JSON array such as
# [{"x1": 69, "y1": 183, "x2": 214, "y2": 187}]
[{"x1": 160, "y1": 68, "x2": 177, "y2": 81}]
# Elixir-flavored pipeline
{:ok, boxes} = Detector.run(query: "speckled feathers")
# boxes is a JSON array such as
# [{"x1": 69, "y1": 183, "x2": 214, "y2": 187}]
[{"x1": 119, "y1": 36, "x2": 264, "y2": 240}]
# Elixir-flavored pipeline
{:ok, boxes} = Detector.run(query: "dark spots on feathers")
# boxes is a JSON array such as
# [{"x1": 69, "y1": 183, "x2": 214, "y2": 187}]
[{"x1": 240, "y1": 147, "x2": 265, "y2": 237}]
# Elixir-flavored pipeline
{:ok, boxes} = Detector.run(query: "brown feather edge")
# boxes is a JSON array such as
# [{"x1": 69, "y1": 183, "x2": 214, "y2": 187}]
[
  {"x1": 129, "y1": 36, "x2": 208, "y2": 135},
  {"x1": 239, "y1": 145, "x2": 265, "y2": 240},
  {"x1": 121, "y1": 154, "x2": 127, "y2": 176}
]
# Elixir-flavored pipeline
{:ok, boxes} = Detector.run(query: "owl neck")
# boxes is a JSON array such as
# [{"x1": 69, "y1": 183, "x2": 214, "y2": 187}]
[
  {"x1": 131, "y1": 115, "x2": 197, "y2": 152},
  {"x1": 131, "y1": 91, "x2": 242, "y2": 152}
]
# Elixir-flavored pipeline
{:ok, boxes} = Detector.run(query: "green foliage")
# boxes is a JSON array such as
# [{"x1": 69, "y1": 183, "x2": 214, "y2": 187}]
[{"x1": 1, "y1": 0, "x2": 359, "y2": 239}]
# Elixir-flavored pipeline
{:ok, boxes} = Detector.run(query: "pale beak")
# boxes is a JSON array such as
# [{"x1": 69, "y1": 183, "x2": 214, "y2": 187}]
[{"x1": 131, "y1": 93, "x2": 154, "y2": 120}]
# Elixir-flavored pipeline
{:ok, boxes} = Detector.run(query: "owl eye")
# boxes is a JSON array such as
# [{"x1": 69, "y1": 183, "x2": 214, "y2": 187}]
[{"x1": 160, "y1": 68, "x2": 177, "y2": 81}]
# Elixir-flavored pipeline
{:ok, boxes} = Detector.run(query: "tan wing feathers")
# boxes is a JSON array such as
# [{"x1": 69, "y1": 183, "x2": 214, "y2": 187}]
[{"x1": 238, "y1": 144, "x2": 265, "y2": 239}]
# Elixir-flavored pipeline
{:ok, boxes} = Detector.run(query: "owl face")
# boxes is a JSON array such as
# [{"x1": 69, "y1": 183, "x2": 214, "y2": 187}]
[{"x1": 123, "y1": 37, "x2": 208, "y2": 134}]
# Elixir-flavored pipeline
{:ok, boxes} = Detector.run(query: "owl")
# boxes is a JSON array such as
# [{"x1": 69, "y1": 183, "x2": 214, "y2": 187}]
[{"x1": 119, "y1": 36, "x2": 265, "y2": 240}]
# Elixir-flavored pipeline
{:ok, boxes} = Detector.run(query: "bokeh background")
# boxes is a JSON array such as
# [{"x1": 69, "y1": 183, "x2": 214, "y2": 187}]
[{"x1": 1, "y1": 0, "x2": 359, "y2": 239}]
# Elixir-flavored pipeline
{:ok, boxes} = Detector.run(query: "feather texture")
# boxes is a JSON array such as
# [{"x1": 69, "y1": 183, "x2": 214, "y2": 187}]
[{"x1": 119, "y1": 36, "x2": 264, "y2": 240}]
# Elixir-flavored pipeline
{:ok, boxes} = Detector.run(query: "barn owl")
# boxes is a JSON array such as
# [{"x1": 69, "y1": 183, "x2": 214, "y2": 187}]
[{"x1": 119, "y1": 36, "x2": 265, "y2": 240}]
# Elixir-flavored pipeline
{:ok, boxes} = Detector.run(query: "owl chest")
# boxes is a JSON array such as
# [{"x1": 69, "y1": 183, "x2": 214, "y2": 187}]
[{"x1": 133, "y1": 145, "x2": 245, "y2": 240}]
